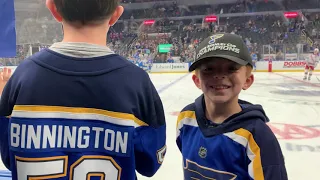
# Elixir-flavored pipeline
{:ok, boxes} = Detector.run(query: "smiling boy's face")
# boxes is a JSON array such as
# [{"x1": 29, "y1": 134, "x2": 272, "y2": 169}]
[{"x1": 192, "y1": 58, "x2": 254, "y2": 104}]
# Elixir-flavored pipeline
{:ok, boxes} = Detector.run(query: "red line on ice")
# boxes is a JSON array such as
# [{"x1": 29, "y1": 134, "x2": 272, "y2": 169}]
[{"x1": 273, "y1": 73, "x2": 320, "y2": 88}]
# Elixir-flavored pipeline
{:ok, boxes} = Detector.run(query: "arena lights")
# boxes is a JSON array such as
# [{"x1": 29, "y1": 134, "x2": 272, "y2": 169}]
[
  {"x1": 204, "y1": 15, "x2": 217, "y2": 23},
  {"x1": 284, "y1": 12, "x2": 299, "y2": 19},
  {"x1": 143, "y1": 20, "x2": 155, "y2": 25}
]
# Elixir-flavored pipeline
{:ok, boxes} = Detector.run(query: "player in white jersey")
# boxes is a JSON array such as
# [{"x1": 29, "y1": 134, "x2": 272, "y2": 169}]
[{"x1": 304, "y1": 48, "x2": 319, "y2": 80}]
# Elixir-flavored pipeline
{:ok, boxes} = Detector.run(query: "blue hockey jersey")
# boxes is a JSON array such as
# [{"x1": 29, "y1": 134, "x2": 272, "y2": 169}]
[
  {"x1": 176, "y1": 95, "x2": 287, "y2": 180},
  {"x1": 0, "y1": 48, "x2": 166, "y2": 180}
]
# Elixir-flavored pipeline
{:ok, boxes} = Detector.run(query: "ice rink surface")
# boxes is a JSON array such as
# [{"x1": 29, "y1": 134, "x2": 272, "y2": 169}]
[{"x1": 1, "y1": 72, "x2": 320, "y2": 180}]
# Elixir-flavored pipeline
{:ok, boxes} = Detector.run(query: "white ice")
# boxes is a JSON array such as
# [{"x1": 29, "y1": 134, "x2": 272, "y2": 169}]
[{"x1": 1, "y1": 72, "x2": 320, "y2": 180}]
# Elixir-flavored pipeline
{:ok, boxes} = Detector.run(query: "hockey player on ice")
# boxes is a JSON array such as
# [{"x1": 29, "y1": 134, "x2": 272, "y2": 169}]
[{"x1": 304, "y1": 48, "x2": 319, "y2": 80}]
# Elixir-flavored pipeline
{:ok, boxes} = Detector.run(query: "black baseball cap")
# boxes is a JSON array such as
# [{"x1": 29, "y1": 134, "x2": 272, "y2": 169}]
[{"x1": 189, "y1": 33, "x2": 253, "y2": 72}]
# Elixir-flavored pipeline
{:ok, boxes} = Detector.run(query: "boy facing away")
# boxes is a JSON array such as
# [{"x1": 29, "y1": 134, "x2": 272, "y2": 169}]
[
  {"x1": 0, "y1": 0, "x2": 166, "y2": 180},
  {"x1": 176, "y1": 33, "x2": 288, "y2": 180}
]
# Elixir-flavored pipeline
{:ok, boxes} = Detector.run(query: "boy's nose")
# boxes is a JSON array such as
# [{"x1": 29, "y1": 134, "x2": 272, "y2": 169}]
[
  {"x1": 212, "y1": 70, "x2": 229, "y2": 79},
  {"x1": 213, "y1": 74, "x2": 226, "y2": 79}
]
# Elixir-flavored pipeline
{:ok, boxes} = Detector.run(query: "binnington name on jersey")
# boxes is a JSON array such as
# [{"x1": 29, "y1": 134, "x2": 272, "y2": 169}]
[{"x1": 10, "y1": 123, "x2": 129, "y2": 155}]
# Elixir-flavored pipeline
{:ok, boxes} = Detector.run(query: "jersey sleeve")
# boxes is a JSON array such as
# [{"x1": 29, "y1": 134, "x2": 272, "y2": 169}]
[
  {"x1": 134, "y1": 75, "x2": 166, "y2": 177},
  {"x1": 249, "y1": 122, "x2": 288, "y2": 180},
  {"x1": 176, "y1": 111, "x2": 184, "y2": 153},
  {"x1": 176, "y1": 106, "x2": 196, "y2": 153},
  {"x1": 176, "y1": 132, "x2": 182, "y2": 152},
  {"x1": 0, "y1": 78, "x2": 15, "y2": 170}
]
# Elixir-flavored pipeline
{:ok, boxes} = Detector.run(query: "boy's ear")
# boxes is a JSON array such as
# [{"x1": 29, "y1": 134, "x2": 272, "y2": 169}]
[
  {"x1": 109, "y1": 6, "x2": 124, "y2": 27},
  {"x1": 242, "y1": 73, "x2": 254, "y2": 90},
  {"x1": 192, "y1": 74, "x2": 201, "y2": 90},
  {"x1": 46, "y1": 0, "x2": 63, "y2": 22}
]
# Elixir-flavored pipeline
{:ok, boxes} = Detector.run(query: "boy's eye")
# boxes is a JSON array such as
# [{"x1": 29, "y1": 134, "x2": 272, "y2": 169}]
[
  {"x1": 201, "y1": 65, "x2": 242, "y2": 74},
  {"x1": 203, "y1": 67, "x2": 214, "y2": 72},
  {"x1": 228, "y1": 66, "x2": 241, "y2": 72}
]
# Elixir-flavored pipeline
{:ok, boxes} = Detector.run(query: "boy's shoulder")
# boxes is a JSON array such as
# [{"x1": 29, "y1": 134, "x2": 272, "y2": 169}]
[
  {"x1": 177, "y1": 97, "x2": 272, "y2": 132},
  {"x1": 15, "y1": 49, "x2": 146, "y2": 75},
  {"x1": 180, "y1": 102, "x2": 196, "y2": 113},
  {"x1": 176, "y1": 102, "x2": 197, "y2": 127},
  {"x1": 235, "y1": 99, "x2": 272, "y2": 133}
]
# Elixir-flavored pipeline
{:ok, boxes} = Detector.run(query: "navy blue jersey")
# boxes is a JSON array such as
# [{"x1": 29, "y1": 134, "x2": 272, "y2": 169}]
[
  {"x1": 0, "y1": 49, "x2": 166, "y2": 180},
  {"x1": 176, "y1": 95, "x2": 287, "y2": 180}
]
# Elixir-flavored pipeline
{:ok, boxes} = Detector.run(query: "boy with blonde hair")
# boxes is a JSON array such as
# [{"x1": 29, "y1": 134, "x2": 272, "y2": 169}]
[
  {"x1": 0, "y1": 1, "x2": 166, "y2": 179},
  {"x1": 176, "y1": 33, "x2": 287, "y2": 180}
]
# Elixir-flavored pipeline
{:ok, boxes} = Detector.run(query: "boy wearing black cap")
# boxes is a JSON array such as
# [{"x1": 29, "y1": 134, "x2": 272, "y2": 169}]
[{"x1": 176, "y1": 33, "x2": 288, "y2": 180}]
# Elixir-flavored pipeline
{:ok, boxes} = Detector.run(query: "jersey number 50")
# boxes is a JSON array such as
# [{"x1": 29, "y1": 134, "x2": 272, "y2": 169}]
[{"x1": 15, "y1": 155, "x2": 121, "y2": 180}]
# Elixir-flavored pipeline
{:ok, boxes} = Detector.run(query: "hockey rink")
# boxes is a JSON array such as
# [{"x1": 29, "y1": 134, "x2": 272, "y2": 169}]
[{"x1": 1, "y1": 72, "x2": 320, "y2": 180}]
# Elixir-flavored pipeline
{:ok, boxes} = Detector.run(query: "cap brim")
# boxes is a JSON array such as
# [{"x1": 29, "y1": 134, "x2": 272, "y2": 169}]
[{"x1": 189, "y1": 54, "x2": 250, "y2": 72}]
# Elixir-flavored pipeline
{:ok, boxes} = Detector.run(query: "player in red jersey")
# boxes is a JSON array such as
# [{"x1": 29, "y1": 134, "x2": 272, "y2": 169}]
[{"x1": 304, "y1": 48, "x2": 319, "y2": 81}]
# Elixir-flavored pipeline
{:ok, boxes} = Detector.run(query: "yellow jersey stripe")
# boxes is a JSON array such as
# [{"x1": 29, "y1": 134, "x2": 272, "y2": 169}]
[
  {"x1": 13, "y1": 105, "x2": 148, "y2": 127},
  {"x1": 234, "y1": 128, "x2": 264, "y2": 180},
  {"x1": 176, "y1": 111, "x2": 196, "y2": 129},
  {"x1": 176, "y1": 111, "x2": 197, "y2": 138}
]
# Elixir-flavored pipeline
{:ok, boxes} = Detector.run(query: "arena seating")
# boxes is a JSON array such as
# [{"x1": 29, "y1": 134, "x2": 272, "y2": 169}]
[{"x1": 1, "y1": 0, "x2": 319, "y2": 66}]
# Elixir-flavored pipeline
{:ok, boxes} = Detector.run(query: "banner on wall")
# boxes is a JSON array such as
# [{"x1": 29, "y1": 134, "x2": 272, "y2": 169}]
[
  {"x1": 283, "y1": 61, "x2": 306, "y2": 68},
  {"x1": 158, "y1": 44, "x2": 173, "y2": 53},
  {"x1": 204, "y1": 15, "x2": 217, "y2": 23},
  {"x1": 262, "y1": 53, "x2": 308, "y2": 61},
  {"x1": 0, "y1": 0, "x2": 16, "y2": 57},
  {"x1": 151, "y1": 63, "x2": 189, "y2": 73},
  {"x1": 284, "y1": 12, "x2": 299, "y2": 19},
  {"x1": 264, "y1": 61, "x2": 319, "y2": 71}
]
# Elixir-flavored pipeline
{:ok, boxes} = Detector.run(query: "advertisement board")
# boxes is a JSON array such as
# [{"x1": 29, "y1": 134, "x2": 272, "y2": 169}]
[
  {"x1": 262, "y1": 53, "x2": 307, "y2": 61},
  {"x1": 150, "y1": 63, "x2": 189, "y2": 73},
  {"x1": 158, "y1": 44, "x2": 173, "y2": 53},
  {"x1": 282, "y1": 61, "x2": 306, "y2": 68},
  {"x1": 255, "y1": 61, "x2": 320, "y2": 72}
]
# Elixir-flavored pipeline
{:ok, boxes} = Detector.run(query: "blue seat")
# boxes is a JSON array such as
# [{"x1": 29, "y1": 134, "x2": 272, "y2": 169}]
[{"x1": 0, "y1": 170, "x2": 11, "y2": 180}]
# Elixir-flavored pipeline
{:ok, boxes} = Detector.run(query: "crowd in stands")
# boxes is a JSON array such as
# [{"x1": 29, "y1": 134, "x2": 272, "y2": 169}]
[
  {"x1": 0, "y1": 45, "x2": 29, "y2": 66},
  {"x1": 110, "y1": 0, "x2": 320, "y2": 64},
  {"x1": 2, "y1": 0, "x2": 320, "y2": 66},
  {"x1": 120, "y1": 0, "x2": 319, "y2": 20}
]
